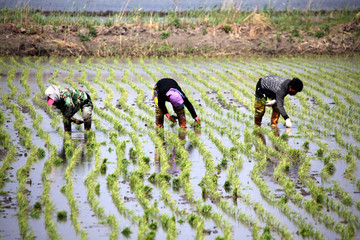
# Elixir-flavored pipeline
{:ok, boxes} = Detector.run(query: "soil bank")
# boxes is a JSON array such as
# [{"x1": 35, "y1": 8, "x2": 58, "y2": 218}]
[{"x1": 0, "y1": 16, "x2": 359, "y2": 57}]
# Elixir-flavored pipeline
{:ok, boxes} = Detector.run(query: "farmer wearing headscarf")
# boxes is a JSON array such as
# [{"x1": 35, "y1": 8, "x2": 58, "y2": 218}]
[
  {"x1": 254, "y1": 75, "x2": 303, "y2": 128},
  {"x1": 152, "y1": 78, "x2": 200, "y2": 128},
  {"x1": 45, "y1": 85, "x2": 93, "y2": 132}
]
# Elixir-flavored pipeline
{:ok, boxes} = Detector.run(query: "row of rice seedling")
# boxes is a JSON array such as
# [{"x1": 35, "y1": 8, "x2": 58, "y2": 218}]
[
  {"x1": 1, "y1": 55, "x2": 359, "y2": 239},
  {"x1": 3, "y1": 66, "x2": 40, "y2": 238},
  {"x1": 236, "y1": 55, "x2": 358, "y2": 220},
  {"x1": 174, "y1": 55, "x2": 358, "y2": 238},
  {"x1": 273, "y1": 58, "x2": 360, "y2": 135},
  {"x1": 0, "y1": 76, "x2": 16, "y2": 189},
  {"x1": 63, "y1": 136, "x2": 88, "y2": 238},
  {"x1": 75, "y1": 55, "x2": 360, "y2": 237},
  {"x1": 51, "y1": 59, "x2": 132, "y2": 237},
  {"x1": 291, "y1": 58, "x2": 360, "y2": 141},
  {"x1": 238, "y1": 56, "x2": 357, "y2": 167},
  {"x1": 83, "y1": 66, "x2": 173, "y2": 239},
  {"x1": 138, "y1": 57, "x2": 294, "y2": 238},
  {"x1": 31, "y1": 64, "x2": 67, "y2": 239},
  {"x1": 116, "y1": 59, "x2": 235, "y2": 239},
  {"x1": 172, "y1": 59, "x2": 326, "y2": 239}
]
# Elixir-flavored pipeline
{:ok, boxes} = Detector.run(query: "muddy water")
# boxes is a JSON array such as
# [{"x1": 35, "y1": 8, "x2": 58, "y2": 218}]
[{"x1": 0, "y1": 55, "x2": 360, "y2": 239}]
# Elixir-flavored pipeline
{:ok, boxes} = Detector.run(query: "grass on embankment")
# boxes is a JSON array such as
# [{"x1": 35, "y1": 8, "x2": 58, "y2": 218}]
[{"x1": 1, "y1": 7, "x2": 358, "y2": 37}]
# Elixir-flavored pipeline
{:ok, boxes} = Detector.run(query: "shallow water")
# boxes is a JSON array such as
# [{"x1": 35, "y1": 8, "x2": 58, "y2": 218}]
[{"x1": 0, "y1": 55, "x2": 360, "y2": 239}]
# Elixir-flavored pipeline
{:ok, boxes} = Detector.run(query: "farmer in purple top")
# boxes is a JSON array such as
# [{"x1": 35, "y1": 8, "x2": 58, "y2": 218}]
[
  {"x1": 152, "y1": 78, "x2": 200, "y2": 128},
  {"x1": 254, "y1": 75, "x2": 303, "y2": 128}
]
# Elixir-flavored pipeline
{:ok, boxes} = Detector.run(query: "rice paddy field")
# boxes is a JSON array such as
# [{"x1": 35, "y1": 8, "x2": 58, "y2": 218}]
[{"x1": 0, "y1": 54, "x2": 359, "y2": 240}]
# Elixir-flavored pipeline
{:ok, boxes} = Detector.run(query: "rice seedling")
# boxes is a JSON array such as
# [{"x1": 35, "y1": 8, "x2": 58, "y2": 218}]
[
  {"x1": 121, "y1": 227, "x2": 132, "y2": 237},
  {"x1": 1, "y1": 54, "x2": 360, "y2": 239},
  {"x1": 57, "y1": 210, "x2": 67, "y2": 221}
]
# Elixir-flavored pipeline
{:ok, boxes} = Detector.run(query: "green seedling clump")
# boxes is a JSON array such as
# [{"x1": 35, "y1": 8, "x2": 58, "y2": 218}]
[
  {"x1": 30, "y1": 208, "x2": 41, "y2": 219},
  {"x1": 149, "y1": 221, "x2": 157, "y2": 230},
  {"x1": 143, "y1": 185, "x2": 153, "y2": 198},
  {"x1": 324, "y1": 162, "x2": 335, "y2": 175},
  {"x1": 223, "y1": 180, "x2": 232, "y2": 191},
  {"x1": 148, "y1": 173, "x2": 156, "y2": 184},
  {"x1": 106, "y1": 173, "x2": 117, "y2": 187},
  {"x1": 143, "y1": 156, "x2": 150, "y2": 164},
  {"x1": 296, "y1": 226, "x2": 314, "y2": 237},
  {"x1": 100, "y1": 163, "x2": 107, "y2": 174},
  {"x1": 121, "y1": 227, "x2": 132, "y2": 237},
  {"x1": 201, "y1": 205, "x2": 212, "y2": 217},
  {"x1": 158, "y1": 173, "x2": 171, "y2": 183},
  {"x1": 57, "y1": 210, "x2": 67, "y2": 221},
  {"x1": 37, "y1": 147, "x2": 46, "y2": 159},
  {"x1": 129, "y1": 147, "x2": 137, "y2": 160},
  {"x1": 145, "y1": 231, "x2": 156, "y2": 240},
  {"x1": 302, "y1": 141, "x2": 310, "y2": 150},
  {"x1": 34, "y1": 201, "x2": 41, "y2": 209},
  {"x1": 316, "y1": 148, "x2": 324, "y2": 157},
  {"x1": 60, "y1": 185, "x2": 66, "y2": 194},
  {"x1": 172, "y1": 177, "x2": 180, "y2": 188},
  {"x1": 188, "y1": 213, "x2": 198, "y2": 227},
  {"x1": 260, "y1": 225, "x2": 272, "y2": 240},
  {"x1": 220, "y1": 158, "x2": 228, "y2": 168},
  {"x1": 30, "y1": 201, "x2": 42, "y2": 218},
  {"x1": 95, "y1": 183, "x2": 100, "y2": 195}
]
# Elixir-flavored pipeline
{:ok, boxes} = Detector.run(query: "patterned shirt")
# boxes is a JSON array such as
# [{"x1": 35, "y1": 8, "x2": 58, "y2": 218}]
[
  {"x1": 54, "y1": 87, "x2": 89, "y2": 117},
  {"x1": 259, "y1": 75, "x2": 291, "y2": 120}
]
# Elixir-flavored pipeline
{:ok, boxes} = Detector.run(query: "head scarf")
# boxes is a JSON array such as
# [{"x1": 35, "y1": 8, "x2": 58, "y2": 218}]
[
  {"x1": 45, "y1": 85, "x2": 61, "y2": 105},
  {"x1": 166, "y1": 88, "x2": 184, "y2": 107}
]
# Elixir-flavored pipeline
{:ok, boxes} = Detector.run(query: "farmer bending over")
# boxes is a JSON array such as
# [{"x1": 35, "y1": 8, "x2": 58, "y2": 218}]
[
  {"x1": 254, "y1": 75, "x2": 303, "y2": 128},
  {"x1": 152, "y1": 78, "x2": 200, "y2": 128},
  {"x1": 45, "y1": 85, "x2": 93, "y2": 132}
]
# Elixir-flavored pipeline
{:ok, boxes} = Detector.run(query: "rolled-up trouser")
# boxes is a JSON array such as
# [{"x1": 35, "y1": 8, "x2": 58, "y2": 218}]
[
  {"x1": 254, "y1": 97, "x2": 265, "y2": 126},
  {"x1": 174, "y1": 107, "x2": 186, "y2": 128},
  {"x1": 63, "y1": 118, "x2": 72, "y2": 132},
  {"x1": 155, "y1": 105, "x2": 165, "y2": 127},
  {"x1": 81, "y1": 95, "x2": 93, "y2": 130},
  {"x1": 254, "y1": 97, "x2": 279, "y2": 127},
  {"x1": 270, "y1": 104, "x2": 280, "y2": 127},
  {"x1": 155, "y1": 105, "x2": 186, "y2": 128}
]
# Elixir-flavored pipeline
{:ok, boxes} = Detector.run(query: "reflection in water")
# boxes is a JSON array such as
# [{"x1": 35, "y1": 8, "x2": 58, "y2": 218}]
[
  {"x1": 58, "y1": 131, "x2": 93, "y2": 165},
  {"x1": 154, "y1": 127, "x2": 196, "y2": 174},
  {"x1": 271, "y1": 126, "x2": 279, "y2": 137}
]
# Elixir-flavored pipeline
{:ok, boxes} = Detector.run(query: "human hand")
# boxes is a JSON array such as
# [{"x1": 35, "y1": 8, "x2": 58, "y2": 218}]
[
  {"x1": 265, "y1": 99, "x2": 276, "y2": 106},
  {"x1": 285, "y1": 118, "x2": 292, "y2": 128},
  {"x1": 71, "y1": 117, "x2": 84, "y2": 124},
  {"x1": 195, "y1": 117, "x2": 200, "y2": 124},
  {"x1": 166, "y1": 113, "x2": 176, "y2": 123}
]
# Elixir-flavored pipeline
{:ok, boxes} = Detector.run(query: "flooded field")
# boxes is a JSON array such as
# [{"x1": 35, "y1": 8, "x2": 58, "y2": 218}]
[{"x1": 0, "y1": 55, "x2": 359, "y2": 240}]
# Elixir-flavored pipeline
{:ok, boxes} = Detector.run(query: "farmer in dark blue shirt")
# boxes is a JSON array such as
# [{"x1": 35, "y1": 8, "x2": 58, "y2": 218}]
[{"x1": 254, "y1": 75, "x2": 303, "y2": 128}]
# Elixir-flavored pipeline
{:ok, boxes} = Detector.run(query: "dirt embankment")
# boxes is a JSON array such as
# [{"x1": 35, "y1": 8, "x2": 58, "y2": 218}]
[{"x1": 0, "y1": 14, "x2": 359, "y2": 57}]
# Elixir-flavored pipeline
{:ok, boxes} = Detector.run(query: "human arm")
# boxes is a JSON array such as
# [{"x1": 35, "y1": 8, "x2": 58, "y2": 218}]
[
  {"x1": 183, "y1": 97, "x2": 198, "y2": 119},
  {"x1": 285, "y1": 118, "x2": 292, "y2": 128},
  {"x1": 275, "y1": 93, "x2": 289, "y2": 120},
  {"x1": 265, "y1": 99, "x2": 276, "y2": 106},
  {"x1": 165, "y1": 113, "x2": 176, "y2": 122}
]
